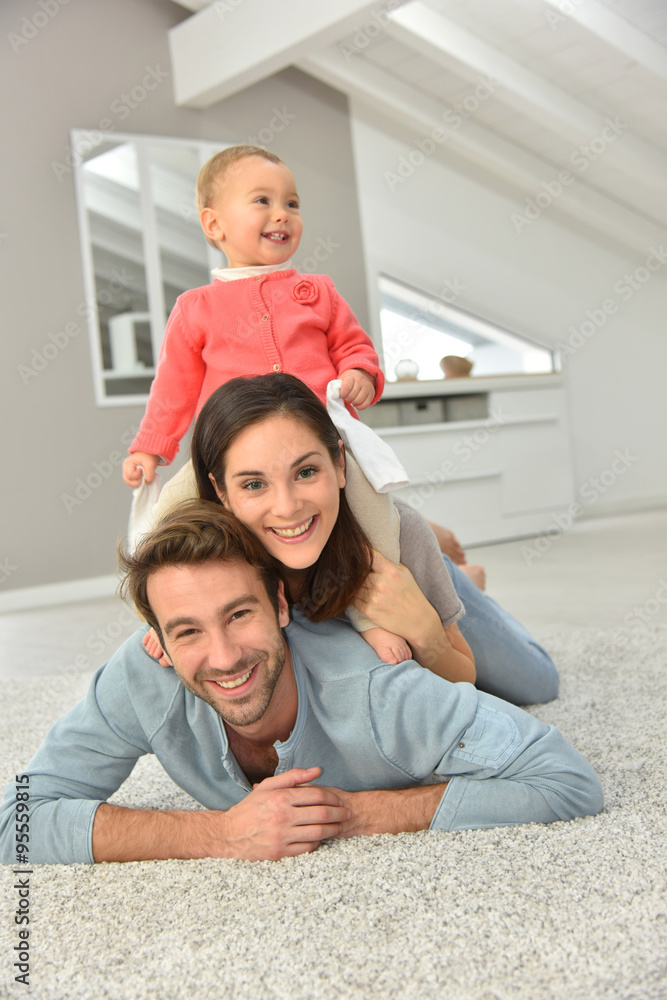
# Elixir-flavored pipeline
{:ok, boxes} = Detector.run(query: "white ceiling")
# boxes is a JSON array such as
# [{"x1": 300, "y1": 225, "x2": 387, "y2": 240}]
[{"x1": 168, "y1": 0, "x2": 667, "y2": 251}]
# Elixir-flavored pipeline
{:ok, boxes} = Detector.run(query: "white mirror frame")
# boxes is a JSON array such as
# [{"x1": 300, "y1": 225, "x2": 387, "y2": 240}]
[{"x1": 72, "y1": 130, "x2": 224, "y2": 406}]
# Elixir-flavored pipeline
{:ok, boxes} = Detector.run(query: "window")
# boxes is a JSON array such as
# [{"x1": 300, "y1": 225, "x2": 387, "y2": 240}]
[{"x1": 378, "y1": 275, "x2": 557, "y2": 382}]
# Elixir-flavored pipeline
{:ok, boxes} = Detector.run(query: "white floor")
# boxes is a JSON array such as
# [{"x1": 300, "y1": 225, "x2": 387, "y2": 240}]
[
  {"x1": 468, "y1": 507, "x2": 667, "y2": 632},
  {"x1": 1, "y1": 508, "x2": 665, "y2": 682}
]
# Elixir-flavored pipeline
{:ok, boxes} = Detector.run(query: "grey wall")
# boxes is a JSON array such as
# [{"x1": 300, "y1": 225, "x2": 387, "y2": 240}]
[{"x1": 1, "y1": 0, "x2": 368, "y2": 592}]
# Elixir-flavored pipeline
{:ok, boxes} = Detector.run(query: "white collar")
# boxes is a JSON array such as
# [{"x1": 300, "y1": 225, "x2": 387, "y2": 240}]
[{"x1": 211, "y1": 260, "x2": 293, "y2": 282}]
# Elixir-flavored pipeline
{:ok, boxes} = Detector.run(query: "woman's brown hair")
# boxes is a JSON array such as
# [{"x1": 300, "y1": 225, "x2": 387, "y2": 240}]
[{"x1": 191, "y1": 373, "x2": 373, "y2": 621}]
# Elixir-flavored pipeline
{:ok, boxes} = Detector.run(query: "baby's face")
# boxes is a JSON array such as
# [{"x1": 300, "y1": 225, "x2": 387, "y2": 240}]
[{"x1": 201, "y1": 156, "x2": 303, "y2": 268}]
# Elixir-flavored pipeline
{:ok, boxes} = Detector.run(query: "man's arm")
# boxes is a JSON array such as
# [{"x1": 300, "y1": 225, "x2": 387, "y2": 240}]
[
  {"x1": 92, "y1": 768, "x2": 350, "y2": 862},
  {"x1": 92, "y1": 780, "x2": 448, "y2": 861},
  {"x1": 330, "y1": 784, "x2": 448, "y2": 839},
  {"x1": 364, "y1": 662, "x2": 603, "y2": 832}
]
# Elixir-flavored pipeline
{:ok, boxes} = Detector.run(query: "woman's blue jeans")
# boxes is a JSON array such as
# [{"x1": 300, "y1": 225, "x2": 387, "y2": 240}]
[{"x1": 444, "y1": 556, "x2": 559, "y2": 706}]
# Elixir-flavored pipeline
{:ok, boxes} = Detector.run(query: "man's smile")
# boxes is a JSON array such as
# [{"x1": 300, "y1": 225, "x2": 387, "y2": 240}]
[
  {"x1": 202, "y1": 661, "x2": 260, "y2": 697},
  {"x1": 213, "y1": 667, "x2": 254, "y2": 689}
]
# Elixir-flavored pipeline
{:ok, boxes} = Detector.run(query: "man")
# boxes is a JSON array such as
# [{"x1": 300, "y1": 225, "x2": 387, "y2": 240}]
[{"x1": 0, "y1": 502, "x2": 603, "y2": 864}]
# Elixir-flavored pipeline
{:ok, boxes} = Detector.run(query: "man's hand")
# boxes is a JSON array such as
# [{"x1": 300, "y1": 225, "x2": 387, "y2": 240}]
[
  {"x1": 338, "y1": 369, "x2": 375, "y2": 409},
  {"x1": 320, "y1": 784, "x2": 449, "y2": 839},
  {"x1": 92, "y1": 768, "x2": 350, "y2": 863},
  {"x1": 122, "y1": 452, "x2": 160, "y2": 487},
  {"x1": 222, "y1": 768, "x2": 350, "y2": 860}
]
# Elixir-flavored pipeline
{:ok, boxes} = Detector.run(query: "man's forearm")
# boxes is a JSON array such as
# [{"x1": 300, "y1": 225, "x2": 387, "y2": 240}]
[
  {"x1": 92, "y1": 803, "x2": 220, "y2": 862},
  {"x1": 335, "y1": 783, "x2": 448, "y2": 839},
  {"x1": 92, "y1": 768, "x2": 351, "y2": 862}
]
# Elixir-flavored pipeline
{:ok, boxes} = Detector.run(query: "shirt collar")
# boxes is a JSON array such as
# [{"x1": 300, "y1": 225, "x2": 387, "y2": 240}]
[{"x1": 211, "y1": 260, "x2": 293, "y2": 282}]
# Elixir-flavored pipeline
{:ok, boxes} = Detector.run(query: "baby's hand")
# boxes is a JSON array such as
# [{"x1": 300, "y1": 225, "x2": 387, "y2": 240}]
[
  {"x1": 338, "y1": 369, "x2": 375, "y2": 410},
  {"x1": 142, "y1": 628, "x2": 172, "y2": 667},
  {"x1": 361, "y1": 626, "x2": 411, "y2": 665},
  {"x1": 123, "y1": 452, "x2": 160, "y2": 487}
]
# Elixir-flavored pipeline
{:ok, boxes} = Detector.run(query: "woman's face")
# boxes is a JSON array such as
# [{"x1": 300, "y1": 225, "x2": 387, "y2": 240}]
[{"x1": 215, "y1": 415, "x2": 346, "y2": 571}]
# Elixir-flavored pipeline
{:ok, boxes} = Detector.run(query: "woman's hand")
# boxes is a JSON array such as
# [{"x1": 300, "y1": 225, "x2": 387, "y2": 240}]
[
  {"x1": 352, "y1": 551, "x2": 441, "y2": 647},
  {"x1": 142, "y1": 628, "x2": 172, "y2": 667},
  {"x1": 352, "y1": 551, "x2": 475, "y2": 683}
]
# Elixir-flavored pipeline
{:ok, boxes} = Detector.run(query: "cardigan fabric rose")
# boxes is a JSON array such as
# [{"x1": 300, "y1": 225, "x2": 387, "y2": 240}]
[{"x1": 129, "y1": 270, "x2": 383, "y2": 463}]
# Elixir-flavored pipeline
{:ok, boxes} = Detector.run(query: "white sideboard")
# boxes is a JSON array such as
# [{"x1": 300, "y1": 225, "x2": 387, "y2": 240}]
[{"x1": 361, "y1": 374, "x2": 574, "y2": 546}]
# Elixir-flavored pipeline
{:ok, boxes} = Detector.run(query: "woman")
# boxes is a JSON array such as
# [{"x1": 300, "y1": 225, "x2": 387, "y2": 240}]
[{"x1": 148, "y1": 373, "x2": 559, "y2": 704}]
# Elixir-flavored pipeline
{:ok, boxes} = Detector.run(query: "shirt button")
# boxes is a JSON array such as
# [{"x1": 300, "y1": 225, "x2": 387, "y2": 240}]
[
  {"x1": 273, "y1": 364, "x2": 281, "y2": 371},
  {"x1": 261, "y1": 314, "x2": 269, "y2": 321},
  {"x1": 458, "y1": 742, "x2": 465, "y2": 749}
]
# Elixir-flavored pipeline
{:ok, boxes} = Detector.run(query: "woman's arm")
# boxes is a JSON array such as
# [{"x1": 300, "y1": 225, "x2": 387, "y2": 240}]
[{"x1": 352, "y1": 551, "x2": 475, "y2": 683}]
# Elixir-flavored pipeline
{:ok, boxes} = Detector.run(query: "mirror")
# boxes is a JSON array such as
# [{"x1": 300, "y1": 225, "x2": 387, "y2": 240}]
[
  {"x1": 378, "y1": 274, "x2": 558, "y2": 382},
  {"x1": 72, "y1": 131, "x2": 224, "y2": 405}
]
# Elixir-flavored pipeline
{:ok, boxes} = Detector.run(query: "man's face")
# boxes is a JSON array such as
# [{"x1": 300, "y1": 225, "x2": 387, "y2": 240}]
[{"x1": 147, "y1": 559, "x2": 290, "y2": 730}]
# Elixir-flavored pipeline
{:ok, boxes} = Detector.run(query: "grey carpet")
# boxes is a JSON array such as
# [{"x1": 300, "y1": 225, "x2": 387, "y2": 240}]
[{"x1": 1, "y1": 625, "x2": 666, "y2": 1000}]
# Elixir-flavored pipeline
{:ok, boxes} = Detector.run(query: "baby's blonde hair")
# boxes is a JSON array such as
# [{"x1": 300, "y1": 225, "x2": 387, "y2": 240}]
[{"x1": 197, "y1": 144, "x2": 283, "y2": 207}]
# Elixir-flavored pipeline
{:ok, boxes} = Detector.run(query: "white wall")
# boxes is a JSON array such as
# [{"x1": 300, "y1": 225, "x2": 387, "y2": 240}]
[
  {"x1": 0, "y1": 0, "x2": 367, "y2": 599},
  {"x1": 350, "y1": 105, "x2": 667, "y2": 515}
]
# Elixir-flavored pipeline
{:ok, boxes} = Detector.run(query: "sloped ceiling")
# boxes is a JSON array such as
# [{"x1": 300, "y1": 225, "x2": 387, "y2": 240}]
[{"x1": 167, "y1": 0, "x2": 667, "y2": 253}]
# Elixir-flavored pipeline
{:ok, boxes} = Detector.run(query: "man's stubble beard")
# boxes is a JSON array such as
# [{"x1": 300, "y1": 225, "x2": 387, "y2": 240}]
[{"x1": 178, "y1": 638, "x2": 287, "y2": 728}]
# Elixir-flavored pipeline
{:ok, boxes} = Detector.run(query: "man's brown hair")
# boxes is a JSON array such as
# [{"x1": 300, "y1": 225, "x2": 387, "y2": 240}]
[{"x1": 118, "y1": 499, "x2": 281, "y2": 639}]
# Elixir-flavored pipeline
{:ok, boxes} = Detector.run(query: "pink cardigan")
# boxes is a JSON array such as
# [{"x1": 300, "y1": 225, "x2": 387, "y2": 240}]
[{"x1": 129, "y1": 270, "x2": 384, "y2": 463}]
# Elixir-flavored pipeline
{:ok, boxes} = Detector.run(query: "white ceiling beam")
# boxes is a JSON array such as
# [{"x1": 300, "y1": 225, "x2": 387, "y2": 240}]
[
  {"x1": 385, "y1": 1, "x2": 667, "y2": 193},
  {"x1": 541, "y1": 0, "x2": 667, "y2": 84},
  {"x1": 168, "y1": 0, "x2": 391, "y2": 107},
  {"x1": 298, "y1": 44, "x2": 667, "y2": 255}
]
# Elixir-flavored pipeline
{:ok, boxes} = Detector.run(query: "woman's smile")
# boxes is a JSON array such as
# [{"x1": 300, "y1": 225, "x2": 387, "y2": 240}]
[{"x1": 268, "y1": 514, "x2": 318, "y2": 541}]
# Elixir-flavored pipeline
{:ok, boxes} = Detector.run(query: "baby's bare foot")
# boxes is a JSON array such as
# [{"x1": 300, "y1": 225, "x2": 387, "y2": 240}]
[
  {"x1": 362, "y1": 626, "x2": 412, "y2": 664},
  {"x1": 461, "y1": 564, "x2": 486, "y2": 591}
]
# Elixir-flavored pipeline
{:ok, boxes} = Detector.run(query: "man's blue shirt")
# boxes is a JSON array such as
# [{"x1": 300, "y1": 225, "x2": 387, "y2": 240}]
[{"x1": 0, "y1": 614, "x2": 603, "y2": 863}]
